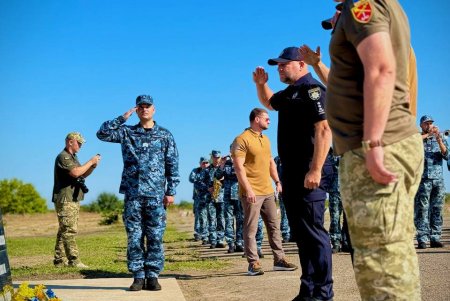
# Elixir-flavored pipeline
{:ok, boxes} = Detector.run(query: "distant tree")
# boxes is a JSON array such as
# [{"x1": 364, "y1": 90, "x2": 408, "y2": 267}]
[
  {"x1": 84, "y1": 192, "x2": 123, "y2": 213},
  {"x1": 0, "y1": 178, "x2": 47, "y2": 214}
]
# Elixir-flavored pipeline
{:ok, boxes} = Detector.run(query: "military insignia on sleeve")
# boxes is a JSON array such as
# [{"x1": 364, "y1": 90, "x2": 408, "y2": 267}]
[
  {"x1": 351, "y1": 0, "x2": 373, "y2": 23},
  {"x1": 308, "y1": 87, "x2": 321, "y2": 101},
  {"x1": 64, "y1": 157, "x2": 69, "y2": 160}
]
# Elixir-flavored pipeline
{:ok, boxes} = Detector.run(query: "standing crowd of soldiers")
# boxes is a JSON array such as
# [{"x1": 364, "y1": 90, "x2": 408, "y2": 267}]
[{"x1": 189, "y1": 150, "x2": 292, "y2": 255}]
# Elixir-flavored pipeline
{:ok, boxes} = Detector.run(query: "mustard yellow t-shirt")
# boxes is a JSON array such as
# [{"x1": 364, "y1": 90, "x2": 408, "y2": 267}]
[{"x1": 231, "y1": 128, "x2": 274, "y2": 196}]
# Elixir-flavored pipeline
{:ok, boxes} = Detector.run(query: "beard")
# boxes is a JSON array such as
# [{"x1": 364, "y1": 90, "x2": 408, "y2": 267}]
[{"x1": 280, "y1": 73, "x2": 295, "y2": 85}]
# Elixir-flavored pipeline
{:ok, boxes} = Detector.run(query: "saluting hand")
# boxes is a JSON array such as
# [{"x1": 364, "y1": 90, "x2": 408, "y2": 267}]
[
  {"x1": 299, "y1": 45, "x2": 321, "y2": 66},
  {"x1": 365, "y1": 147, "x2": 397, "y2": 185},
  {"x1": 123, "y1": 107, "x2": 137, "y2": 121},
  {"x1": 253, "y1": 67, "x2": 269, "y2": 85}
]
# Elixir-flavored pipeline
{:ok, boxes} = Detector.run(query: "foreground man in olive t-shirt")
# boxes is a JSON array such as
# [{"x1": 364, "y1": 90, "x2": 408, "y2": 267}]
[{"x1": 326, "y1": 0, "x2": 424, "y2": 300}]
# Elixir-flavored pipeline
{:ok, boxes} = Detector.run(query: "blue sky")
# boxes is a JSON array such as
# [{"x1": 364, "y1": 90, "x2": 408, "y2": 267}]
[{"x1": 1, "y1": 1, "x2": 449, "y2": 208}]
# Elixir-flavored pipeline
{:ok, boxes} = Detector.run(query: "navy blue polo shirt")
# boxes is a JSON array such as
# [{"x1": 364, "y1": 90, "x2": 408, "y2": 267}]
[{"x1": 270, "y1": 72, "x2": 331, "y2": 202}]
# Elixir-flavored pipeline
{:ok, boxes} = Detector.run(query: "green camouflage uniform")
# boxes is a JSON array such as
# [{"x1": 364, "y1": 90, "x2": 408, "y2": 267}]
[
  {"x1": 340, "y1": 134, "x2": 423, "y2": 300},
  {"x1": 53, "y1": 148, "x2": 84, "y2": 266}
]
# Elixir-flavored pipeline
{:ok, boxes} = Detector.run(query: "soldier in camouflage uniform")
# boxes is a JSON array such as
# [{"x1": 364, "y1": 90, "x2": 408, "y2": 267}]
[
  {"x1": 327, "y1": 1, "x2": 424, "y2": 299},
  {"x1": 325, "y1": 151, "x2": 351, "y2": 254},
  {"x1": 97, "y1": 95, "x2": 179, "y2": 292},
  {"x1": 274, "y1": 156, "x2": 291, "y2": 242},
  {"x1": 201, "y1": 150, "x2": 226, "y2": 248},
  {"x1": 189, "y1": 157, "x2": 210, "y2": 241},
  {"x1": 415, "y1": 115, "x2": 449, "y2": 249},
  {"x1": 215, "y1": 155, "x2": 244, "y2": 253},
  {"x1": 53, "y1": 132, "x2": 101, "y2": 268}
]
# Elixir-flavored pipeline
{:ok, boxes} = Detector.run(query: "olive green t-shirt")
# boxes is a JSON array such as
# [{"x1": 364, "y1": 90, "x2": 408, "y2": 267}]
[
  {"x1": 52, "y1": 149, "x2": 84, "y2": 202},
  {"x1": 231, "y1": 128, "x2": 274, "y2": 197},
  {"x1": 327, "y1": 0, "x2": 417, "y2": 155}
]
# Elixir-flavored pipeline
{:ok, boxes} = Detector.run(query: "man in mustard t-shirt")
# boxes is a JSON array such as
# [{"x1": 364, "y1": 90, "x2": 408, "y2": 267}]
[{"x1": 231, "y1": 108, "x2": 297, "y2": 276}]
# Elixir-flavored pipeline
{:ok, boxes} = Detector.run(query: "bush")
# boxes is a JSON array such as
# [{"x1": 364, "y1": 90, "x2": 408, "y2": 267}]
[
  {"x1": 83, "y1": 192, "x2": 123, "y2": 213},
  {"x1": 0, "y1": 178, "x2": 47, "y2": 214},
  {"x1": 175, "y1": 200, "x2": 193, "y2": 210}
]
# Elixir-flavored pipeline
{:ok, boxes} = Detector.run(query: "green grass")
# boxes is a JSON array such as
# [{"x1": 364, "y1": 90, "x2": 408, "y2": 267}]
[{"x1": 7, "y1": 221, "x2": 229, "y2": 279}]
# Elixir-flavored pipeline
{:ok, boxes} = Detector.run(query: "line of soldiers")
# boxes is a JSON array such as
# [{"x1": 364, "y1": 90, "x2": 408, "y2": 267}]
[{"x1": 189, "y1": 150, "x2": 292, "y2": 255}]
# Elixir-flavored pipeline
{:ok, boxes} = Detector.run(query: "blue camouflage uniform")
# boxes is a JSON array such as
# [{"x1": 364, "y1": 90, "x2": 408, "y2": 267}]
[
  {"x1": 97, "y1": 115, "x2": 179, "y2": 279},
  {"x1": 414, "y1": 131, "x2": 449, "y2": 244},
  {"x1": 215, "y1": 158, "x2": 244, "y2": 249},
  {"x1": 197, "y1": 165, "x2": 219, "y2": 245},
  {"x1": 189, "y1": 162, "x2": 206, "y2": 240},
  {"x1": 274, "y1": 156, "x2": 291, "y2": 241},
  {"x1": 205, "y1": 162, "x2": 226, "y2": 245}
]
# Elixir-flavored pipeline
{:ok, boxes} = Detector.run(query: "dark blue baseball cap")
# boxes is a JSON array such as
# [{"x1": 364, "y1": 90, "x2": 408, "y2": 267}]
[
  {"x1": 420, "y1": 115, "x2": 434, "y2": 124},
  {"x1": 136, "y1": 95, "x2": 154, "y2": 106},
  {"x1": 199, "y1": 156, "x2": 209, "y2": 163},
  {"x1": 268, "y1": 47, "x2": 304, "y2": 66},
  {"x1": 211, "y1": 150, "x2": 221, "y2": 158}
]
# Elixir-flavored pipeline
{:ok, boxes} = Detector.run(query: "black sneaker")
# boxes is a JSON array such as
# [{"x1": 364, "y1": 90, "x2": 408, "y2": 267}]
[
  {"x1": 332, "y1": 245, "x2": 340, "y2": 254},
  {"x1": 216, "y1": 242, "x2": 226, "y2": 248},
  {"x1": 430, "y1": 241, "x2": 444, "y2": 248},
  {"x1": 210, "y1": 243, "x2": 216, "y2": 249},
  {"x1": 227, "y1": 244, "x2": 235, "y2": 253},
  {"x1": 145, "y1": 277, "x2": 161, "y2": 291},
  {"x1": 129, "y1": 278, "x2": 144, "y2": 291},
  {"x1": 257, "y1": 249, "x2": 264, "y2": 258},
  {"x1": 417, "y1": 242, "x2": 427, "y2": 249},
  {"x1": 235, "y1": 245, "x2": 244, "y2": 252}
]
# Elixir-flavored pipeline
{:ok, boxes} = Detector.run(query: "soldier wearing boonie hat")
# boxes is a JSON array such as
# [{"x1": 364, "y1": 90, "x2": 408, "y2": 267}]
[
  {"x1": 97, "y1": 94, "x2": 180, "y2": 292},
  {"x1": 53, "y1": 132, "x2": 101, "y2": 269}
]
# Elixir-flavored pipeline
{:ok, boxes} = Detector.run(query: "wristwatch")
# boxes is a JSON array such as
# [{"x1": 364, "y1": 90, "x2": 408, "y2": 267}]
[{"x1": 361, "y1": 139, "x2": 382, "y2": 153}]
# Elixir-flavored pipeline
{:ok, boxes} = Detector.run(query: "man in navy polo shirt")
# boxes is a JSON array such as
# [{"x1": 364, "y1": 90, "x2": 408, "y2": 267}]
[{"x1": 253, "y1": 47, "x2": 334, "y2": 301}]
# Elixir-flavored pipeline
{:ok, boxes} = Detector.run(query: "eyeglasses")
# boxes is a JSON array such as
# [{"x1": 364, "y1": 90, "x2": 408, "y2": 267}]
[{"x1": 257, "y1": 116, "x2": 270, "y2": 122}]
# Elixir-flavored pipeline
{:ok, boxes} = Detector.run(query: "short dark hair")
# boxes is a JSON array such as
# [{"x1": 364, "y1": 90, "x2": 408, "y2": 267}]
[{"x1": 249, "y1": 108, "x2": 268, "y2": 122}]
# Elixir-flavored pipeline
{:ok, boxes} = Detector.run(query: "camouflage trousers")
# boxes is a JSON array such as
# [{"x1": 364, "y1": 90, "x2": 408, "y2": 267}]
[
  {"x1": 340, "y1": 133, "x2": 423, "y2": 301},
  {"x1": 54, "y1": 200, "x2": 80, "y2": 265},
  {"x1": 414, "y1": 178, "x2": 445, "y2": 243},
  {"x1": 215, "y1": 202, "x2": 226, "y2": 242},
  {"x1": 198, "y1": 200, "x2": 216, "y2": 244},
  {"x1": 328, "y1": 191, "x2": 344, "y2": 247},
  {"x1": 193, "y1": 197, "x2": 201, "y2": 238},
  {"x1": 279, "y1": 196, "x2": 291, "y2": 241},
  {"x1": 224, "y1": 197, "x2": 244, "y2": 247},
  {"x1": 123, "y1": 196, "x2": 166, "y2": 279},
  {"x1": 256, "y1": 215, "x2": 264, "y2": 250}
]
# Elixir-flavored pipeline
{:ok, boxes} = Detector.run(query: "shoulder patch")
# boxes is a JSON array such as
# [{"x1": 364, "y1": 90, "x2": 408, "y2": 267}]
[
  {"x1": 64, "y1": 157, "x2": 70, "y2": 160},
  {"x1": 351, "y1": 0, "x2": 373, "y2": 24},
  {"x1": 308, "y1": 87, "x2": 321, "y2": 101}
]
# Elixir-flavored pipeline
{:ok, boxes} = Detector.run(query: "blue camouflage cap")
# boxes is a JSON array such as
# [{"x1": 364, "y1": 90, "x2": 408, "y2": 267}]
[
  {"x1": 136, "y1": 95, "x2": 154, "y2": 106},
  {"x1": 199, "y1": 156, "x2": 209, "y2": 163},
  {"x1": 268, "y1": 47, "x2": 304, "y2": 66},
  {"x1": 211, "y1": 150, "x2": 221, "y2": 158},
  {"x1": 420, "y1": 115, "x2": 434, "y2": 124}
]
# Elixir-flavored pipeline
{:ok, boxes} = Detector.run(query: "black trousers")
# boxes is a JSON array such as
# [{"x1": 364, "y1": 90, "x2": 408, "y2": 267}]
[{"x1": 283, "y1": 194, "x2": 334, "y2": 301}]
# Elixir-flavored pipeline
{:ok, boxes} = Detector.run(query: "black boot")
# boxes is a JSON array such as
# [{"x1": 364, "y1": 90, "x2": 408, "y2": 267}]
[
  {"x1": 145, "y1": 277, "x2": 162, "y2": 291},
  {"x1": 129, "y1": 278, "x2": 144, "y2": 291}
]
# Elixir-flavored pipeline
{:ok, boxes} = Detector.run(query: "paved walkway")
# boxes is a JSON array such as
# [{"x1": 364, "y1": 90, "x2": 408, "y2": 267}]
[{"x1": 15, "y1": 277, "x2": 186, "y2": 301}]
